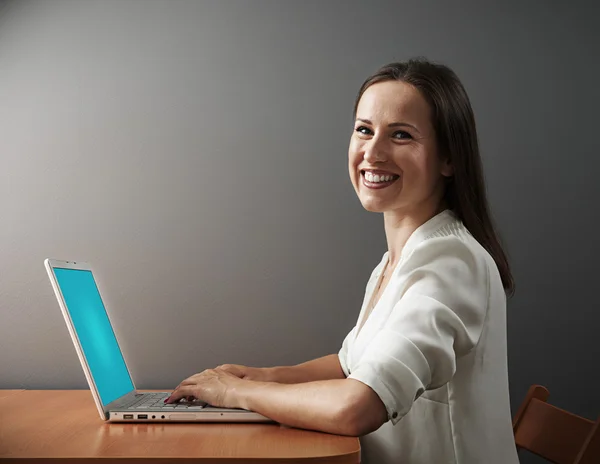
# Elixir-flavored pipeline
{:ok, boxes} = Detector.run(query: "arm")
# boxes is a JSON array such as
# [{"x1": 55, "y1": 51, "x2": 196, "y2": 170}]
[
  {"x1": 174, "y1": 237, "x2": 488, "y2": 435},
  {"x1": 346, "y1": 237, "x2": 490, "y2": 425},
  {"x1": 267, "y1": 354, "x2": 347, "y2": 383},
  {"x1": 235, "y1": 377, "x2": 388, "y2": 436},
  {"x1": 217, "y1": 353, "x2": 347, "y2": 384}
]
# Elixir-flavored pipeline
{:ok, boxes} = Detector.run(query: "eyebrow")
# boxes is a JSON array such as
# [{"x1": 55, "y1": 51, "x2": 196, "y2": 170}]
[{"x1": 356, "y1": 118, "x2": 421, "y2": 134}]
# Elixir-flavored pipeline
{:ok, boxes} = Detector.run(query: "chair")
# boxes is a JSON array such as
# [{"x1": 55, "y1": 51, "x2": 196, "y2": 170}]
[
  {"x1": 576, "y1": 417, "x2": 600, "y2": 464},
  {"x1": 513, "y1": 385, "x2": 600, "y2": 464}
]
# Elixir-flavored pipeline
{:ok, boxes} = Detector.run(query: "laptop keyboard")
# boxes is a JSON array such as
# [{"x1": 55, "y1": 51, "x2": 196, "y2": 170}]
[{"x1": 122, "y1": 393, "x2": 207, "y2": 410}]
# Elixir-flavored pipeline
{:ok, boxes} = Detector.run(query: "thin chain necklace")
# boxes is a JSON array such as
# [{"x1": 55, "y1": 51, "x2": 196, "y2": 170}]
[
  {"x1": 358, "y1": 256, "x2": 398, "y2": 335},
  {"x1": 370, "y1": 258, "x2": 391, "y2": 310}
]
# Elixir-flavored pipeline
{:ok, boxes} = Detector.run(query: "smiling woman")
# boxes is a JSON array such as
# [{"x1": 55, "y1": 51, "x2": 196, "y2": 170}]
[
  {"x1": 167, "y1": 58, "x2": 519, "y2": 464},
  {"x1": 349, "y1": 80, "x2": 453, "y2": 222}
]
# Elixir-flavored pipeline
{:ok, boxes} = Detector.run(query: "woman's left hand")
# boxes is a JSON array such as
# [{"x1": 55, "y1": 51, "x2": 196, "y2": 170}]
[{"x1": 165, "y1": 368, "x2": 244, "y2": 408}]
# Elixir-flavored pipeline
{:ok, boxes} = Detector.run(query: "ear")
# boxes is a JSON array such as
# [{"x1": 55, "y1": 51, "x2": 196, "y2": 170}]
[{"x1": 441, "y1": 158, "x2": 454, "y2": 178}]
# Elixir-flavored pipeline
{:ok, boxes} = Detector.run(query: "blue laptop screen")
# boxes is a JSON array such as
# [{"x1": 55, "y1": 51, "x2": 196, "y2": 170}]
[{"x1": 53, "y1": 268, "x2": 134, "y2": 406}]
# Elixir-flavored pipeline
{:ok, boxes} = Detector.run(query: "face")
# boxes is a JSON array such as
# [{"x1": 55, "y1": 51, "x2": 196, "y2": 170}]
[{"x1": 348, "y1": 80, "x2": 453, "y2": 215}]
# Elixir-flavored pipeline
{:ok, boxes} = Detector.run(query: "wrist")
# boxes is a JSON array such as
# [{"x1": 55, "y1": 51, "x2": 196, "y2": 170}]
[
  {"x1": 230, "y1": 378, "x2": 249, "y2": 410},
  {"x1": 232, "y1": 378, "x2": 266, "y2": 411}
]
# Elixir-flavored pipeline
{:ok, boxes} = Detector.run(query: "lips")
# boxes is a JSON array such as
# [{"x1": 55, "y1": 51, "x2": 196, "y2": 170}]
[{"x1": 360, "y1": 169, "x2": 400, "y2": 189}]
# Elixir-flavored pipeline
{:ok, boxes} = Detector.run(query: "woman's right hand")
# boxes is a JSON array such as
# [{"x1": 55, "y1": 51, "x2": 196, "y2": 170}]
[{"x1": 215, "y1": 363, "x2": 273, "y2": 382}]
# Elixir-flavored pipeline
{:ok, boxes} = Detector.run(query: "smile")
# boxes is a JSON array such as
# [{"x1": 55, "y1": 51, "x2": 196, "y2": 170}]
[{"x1": 361, "y1": 170, "x2": 400, "y2": 189}]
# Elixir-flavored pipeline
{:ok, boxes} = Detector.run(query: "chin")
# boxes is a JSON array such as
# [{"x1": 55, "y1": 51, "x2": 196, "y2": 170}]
[{"x1": 360, "y1": 199, "x2": 389, "y2": 213}]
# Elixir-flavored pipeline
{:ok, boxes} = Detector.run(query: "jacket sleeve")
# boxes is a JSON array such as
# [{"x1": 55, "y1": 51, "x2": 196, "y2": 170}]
[{"x1": 347, "y1": 236, "x2": 490, "y2": 425}]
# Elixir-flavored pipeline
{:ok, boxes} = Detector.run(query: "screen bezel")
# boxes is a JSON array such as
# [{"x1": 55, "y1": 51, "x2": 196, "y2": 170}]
[{"x1": 44, "y1": 258, "x2": 136, "y2": 420}]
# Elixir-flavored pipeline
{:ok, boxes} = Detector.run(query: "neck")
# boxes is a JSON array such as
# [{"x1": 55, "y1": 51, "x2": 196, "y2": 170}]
[{"x1": 383, "y1": 200, "x2": 447, "y2": 267}]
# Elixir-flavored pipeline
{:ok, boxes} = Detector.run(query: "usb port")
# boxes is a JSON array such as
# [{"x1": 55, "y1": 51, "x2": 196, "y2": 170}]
[
  {"x1": 137, "y1": 414, "x2": 148, "y2": 419},
  {"x1": 123, "y1": 414, "x2": 134, "y2": 419}
]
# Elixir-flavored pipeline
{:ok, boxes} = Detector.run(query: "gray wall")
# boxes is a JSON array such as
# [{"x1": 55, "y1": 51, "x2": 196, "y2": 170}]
[{"x1": 1, "y1": 0, "x2": 598, "y2": 460}]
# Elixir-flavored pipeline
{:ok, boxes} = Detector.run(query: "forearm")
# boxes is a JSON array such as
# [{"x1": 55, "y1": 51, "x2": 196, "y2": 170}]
[
  {"x1": 234, "y1": 379, "x2": 358, "y2": 436},
  {"x1": 266, "y1": 354, "x2": 346, "y2": 384}
]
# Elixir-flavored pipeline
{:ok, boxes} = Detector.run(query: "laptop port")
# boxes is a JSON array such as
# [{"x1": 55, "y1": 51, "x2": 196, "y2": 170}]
[
  {"x1": 123, "y1": 414, "x2": 134, "y2": 419},
  {"x1": 137, "y1": 414, "x2": 148, "y2": 419}
]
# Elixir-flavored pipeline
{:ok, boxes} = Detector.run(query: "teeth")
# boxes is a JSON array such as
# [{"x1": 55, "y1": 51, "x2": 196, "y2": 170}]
[{"x1": 364, "y1": 172, "x2": 396, "y2": 183}]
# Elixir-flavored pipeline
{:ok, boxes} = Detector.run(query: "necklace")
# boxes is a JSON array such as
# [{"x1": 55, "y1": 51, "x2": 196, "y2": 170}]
[
  {"x1": 371, "y1": 259, "x2": 391, "y2": 309},
  {"x1": 358, "y1": 257, "x2": 397, "y2": 336}
]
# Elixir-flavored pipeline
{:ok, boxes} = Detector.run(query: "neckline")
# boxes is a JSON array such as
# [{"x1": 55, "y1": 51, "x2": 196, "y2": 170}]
[
  {"x1": 397, "y1": 209, "x2": 456, "y2": 261},
  {"x1": 356, "y1": 258, "x2": 390, "y2": 336},
  {"x1": 354, "y1": 209, "x2": 456, "y2": 339}
]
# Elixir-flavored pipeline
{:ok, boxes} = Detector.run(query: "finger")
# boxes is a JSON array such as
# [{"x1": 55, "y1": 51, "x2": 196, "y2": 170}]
[
  {"x1": 174, "y1": 376, "x2": 195, "y2": 390},
  {"x1": 177, "y1": 371, "x2": 207, "y2": 388},
  {"x1": 179, "y1": 378, "x2": 198, "y2": 387},
  {"x1": 166, "y1": 385, "x2": 198, "y2": 404}
]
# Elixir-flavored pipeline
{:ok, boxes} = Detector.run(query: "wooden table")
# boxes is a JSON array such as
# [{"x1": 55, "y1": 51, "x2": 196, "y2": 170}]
[{"x1": 0, "y1": 390, "x2": 360, "y2": 463}]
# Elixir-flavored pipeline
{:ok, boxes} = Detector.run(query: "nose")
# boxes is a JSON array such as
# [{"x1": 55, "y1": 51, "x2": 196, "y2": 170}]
[{"x1": 362, "y1": 137, "x2": 387, "y2": 163}]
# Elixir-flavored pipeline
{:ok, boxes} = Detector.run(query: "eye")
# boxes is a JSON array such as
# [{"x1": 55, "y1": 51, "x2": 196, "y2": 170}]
[
  {"x1": 393, "y1": 130, "x2": 412, "y2": 140},
  {"x1": 355, "y1": 125, "x2": 373, "y2": 136}
]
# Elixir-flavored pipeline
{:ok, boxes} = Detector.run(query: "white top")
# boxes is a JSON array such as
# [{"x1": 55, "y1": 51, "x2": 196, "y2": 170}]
[{"x1": 338, "y1": 210, "x2": 519, "y2": 464}]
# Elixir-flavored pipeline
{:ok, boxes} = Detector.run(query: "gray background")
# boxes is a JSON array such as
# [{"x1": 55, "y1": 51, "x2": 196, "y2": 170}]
[{"x1": 0, "y1": 1, "x2": 598, "y2": 461}]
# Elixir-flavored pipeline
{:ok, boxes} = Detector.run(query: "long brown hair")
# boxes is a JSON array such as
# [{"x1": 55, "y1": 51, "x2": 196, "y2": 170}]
[{"x1": 354, "y1": 58, "x2": 514, "y2": 295}]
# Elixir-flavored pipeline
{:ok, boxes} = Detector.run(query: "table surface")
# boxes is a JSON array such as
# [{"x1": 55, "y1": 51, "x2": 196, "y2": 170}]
[{"x1": 0, "y1": 390, "x2": 360, "y2": 463}]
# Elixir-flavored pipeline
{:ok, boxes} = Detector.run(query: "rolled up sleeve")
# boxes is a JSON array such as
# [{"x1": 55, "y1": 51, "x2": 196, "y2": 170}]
[
  {"x1": 338, "y1": 326, "x2": 356, "y2": 378},
  {"x1": 348, "y1": 237, "x2": 490, "y2": 425}
]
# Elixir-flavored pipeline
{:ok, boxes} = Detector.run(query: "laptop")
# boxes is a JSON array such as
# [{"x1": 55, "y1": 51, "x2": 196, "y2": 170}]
[{"x1": 44, "y1": 258, "x2": 272, "y2": 423}]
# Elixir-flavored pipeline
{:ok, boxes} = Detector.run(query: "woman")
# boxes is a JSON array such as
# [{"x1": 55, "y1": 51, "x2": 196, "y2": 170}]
[{"x1": 166, "y1": 58, "x2": 520, "y2": 464}]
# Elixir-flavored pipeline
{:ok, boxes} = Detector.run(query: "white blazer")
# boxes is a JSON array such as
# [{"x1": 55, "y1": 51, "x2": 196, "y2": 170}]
[{"x1": 338, "y1": 210, "x2": 520, "y2": 464}]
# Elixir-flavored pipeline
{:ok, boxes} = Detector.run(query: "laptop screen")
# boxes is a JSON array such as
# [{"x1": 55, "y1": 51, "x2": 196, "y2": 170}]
[{"x1": 53, "y1": 267, "x2": 134, "y2": 406}]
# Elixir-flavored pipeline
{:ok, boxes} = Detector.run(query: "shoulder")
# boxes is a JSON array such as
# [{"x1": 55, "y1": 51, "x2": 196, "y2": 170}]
[
  {"x1": 408, "y1": 228, "x2": 489, "y2": 271},
  {"x1": 404, "y1": 211, "x2": 493, "y2": 271},
  {"x1": 399, "y1": 215, "x2": 494, "y2": 305}
]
